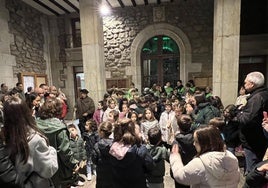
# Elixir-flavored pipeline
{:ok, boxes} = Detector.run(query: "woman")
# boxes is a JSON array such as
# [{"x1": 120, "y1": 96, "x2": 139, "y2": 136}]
[
  {"x1": 170, "y1": 125, "x2": 240, "y2": 188},
  {"x1": 109, "y1": 119, "x2": 154, "y2": 188},
  {"x1": 3, "y1": 96, "x2": 58, "y2": 187},
  {"x1": 36, "y1": 98, "x2": 79, "y2": 188}
]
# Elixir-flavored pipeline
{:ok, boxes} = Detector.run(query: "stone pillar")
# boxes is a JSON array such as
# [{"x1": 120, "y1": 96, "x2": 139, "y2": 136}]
[
  {"x1": 213, "y1": 0, "x2": 241, "y2": 107},
  {"x1": 79, "y1": 0, "x2": 106, "y2": 104}
]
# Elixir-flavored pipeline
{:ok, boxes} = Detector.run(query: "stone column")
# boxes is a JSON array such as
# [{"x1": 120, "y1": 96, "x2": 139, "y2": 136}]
[
  {"x1": 79, "y1": 0, "x2": 106, "y2": 104},
  {"x1": 213, "y1": 0, "x2": 241, "y2": 107}
]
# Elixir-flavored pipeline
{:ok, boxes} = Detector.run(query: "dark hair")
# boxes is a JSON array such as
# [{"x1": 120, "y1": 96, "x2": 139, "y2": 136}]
[
  {"x1": 113, "y1": 119, "x2": 141, "y2": 146},
  {"x1": 85, "y1": 119, "x2": 98, "y2": 132},
  {"x1": 209, "y1": 117, "x2": 225, "y2": 131},
  {"x1": 177, "y1": 114, "x2": 192, "y2": 132},
  {"x1": 98, "y1": 121, "x2": 113, "y2": 138},
  {"x1": 142, "y1": 107, "x2": 156, "y2": 121},
  {"x1": 148, "y1": 126, "x2": 162, "y2": 145},
  {"x1": 109, "y1": 110, "x2": 119, "y2": 121},
  {"x1": 194, "y1": 125, "x2": 224, "y2": 156},
  {"x1": 37, "y1": 98, "x2": 62, "y2": 119},
  {"x1": 194, "y1": 93, "x2": 206, "y2": 106},
  {"x1": 25, "y1": 92, "x2": 38, "y2": 110},
  {"x1": 3, "y1": 96, "x2": 47, "y2": 163},
  {"x1": 224, "y1": 104, "x2": 238, "y2": 120},
  {"x1": 67, "y1": 124, "x2": 76, "y2": 129}
]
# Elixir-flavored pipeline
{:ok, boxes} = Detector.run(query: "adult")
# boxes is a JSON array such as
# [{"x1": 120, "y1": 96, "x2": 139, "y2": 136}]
[
  {"x1": 36, "y1": 98, "x2": 79, "y2": 188},
  {"x1": 236, "y1": 71, "x2": 268, "y2": 173},
  {"x1": 3, "y1": 96, "x2": 58, "y2": 187},
  {"x1": 0, "y1": 83, "x2": 8, "y2": 101},
  {"x1": 12, "y1": 83, "x2": 25, "y2": 101},
  {"x1": 170, "y1": 125, "x2": 240, "y2": 187},
  {"x1": 75, "y1": 89, "x2": 95, "y2": 134}
]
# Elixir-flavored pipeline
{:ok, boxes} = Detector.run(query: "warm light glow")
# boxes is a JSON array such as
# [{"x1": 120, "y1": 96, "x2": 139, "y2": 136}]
[{"x1": 100, "y1": 4, "x2": 111, "y2": 16}]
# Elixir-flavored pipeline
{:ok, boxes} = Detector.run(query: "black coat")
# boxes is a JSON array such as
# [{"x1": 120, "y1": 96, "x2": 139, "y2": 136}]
[
  {"x1": 83, "y1": 131, "x2": 99, "y2": 158},
  {"x1": 92, "y1": 138, "x2": 114, "y2": 188},
  {"x1": 0, "y1": 142, "x2": 19, "y2": 188},
  {"x1": 237, "y1": 87, "x2": 268, "y2": 159},
  {"x1": 110, "y1": 144, "x2": 154, "y2": 188}
]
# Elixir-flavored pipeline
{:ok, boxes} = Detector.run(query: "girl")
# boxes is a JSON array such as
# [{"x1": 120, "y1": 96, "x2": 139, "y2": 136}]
[
  {"x1": 92, "y1": 121, "x2": 114, "y2": 188},
  {"x1": 109, "y1": 119, "x2": 154, "y2": 188},
  {"x1": 93, "y1": 100, "x2": 105, "y2": 126},
  {"x1": 102, "y1": 98, "x2": 119, "y2": 122},
  {"x1": 140, "y1": 107, "x2": 159, "y2": 142},
  {"x1": 128, "y1": 111, "x2": 142, "y2": 139},
  {"x1": 4, "y1": 96, "x2": 58, "y2": 187},
  {"x1": 83, "y1": 119, "x2": 99, "y2": 181},
  {"x1": 25, "y1": 92, "x2": 41, "y2": 117}
]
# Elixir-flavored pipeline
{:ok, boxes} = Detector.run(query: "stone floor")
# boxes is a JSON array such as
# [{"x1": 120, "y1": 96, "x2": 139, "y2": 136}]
[{"x1": 78, "y1": 160, "x2": 245, "y2": 188}]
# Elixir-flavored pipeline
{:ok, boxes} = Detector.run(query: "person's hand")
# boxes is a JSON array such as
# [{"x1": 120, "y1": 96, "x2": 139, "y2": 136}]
[
  {"x1": 262, "y1": 119, "x2": 268, "y2": 132},
  {"x1": 171, "y1": 144, "x2": 179, "y2": 154},
  {"x1": 257, "y1": 162, "x2": 268, "y2": 172},
  {"x1": 73, "y1": 164, "x2": 80, "y2": 173}
]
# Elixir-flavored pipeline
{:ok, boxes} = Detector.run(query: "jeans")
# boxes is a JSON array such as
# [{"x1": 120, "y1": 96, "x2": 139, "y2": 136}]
[
  {"x1": 244, "y1": 147, "x2": 262, "y2": 173},
  {"x1": 86, "y1": 160, "x2": 96, "y2": 175}
]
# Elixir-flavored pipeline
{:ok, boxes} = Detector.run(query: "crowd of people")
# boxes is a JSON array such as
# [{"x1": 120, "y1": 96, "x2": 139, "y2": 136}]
[{"x1": 0, "y1": 71, "x2": 267, "y2": 188}]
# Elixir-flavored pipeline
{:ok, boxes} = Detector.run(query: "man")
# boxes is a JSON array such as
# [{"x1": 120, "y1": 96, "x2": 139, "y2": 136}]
[
  {"x1": 236, "y1": 71, "x2": 268, "y2": 174},
  {"x1": 75, "y1": 89, "x2": 95, "y2": 134},
  {"x1": 12, "y1": 82, "x2": 25, "y2": 101},
  {"x1": 0, "y1": 83, "x2": 8, "y2": 101}
]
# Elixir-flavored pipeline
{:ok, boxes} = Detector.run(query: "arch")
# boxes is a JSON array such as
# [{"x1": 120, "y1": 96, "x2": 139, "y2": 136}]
[{"x1": 130, "y1": 23, "x2": 199, "y2": 90}]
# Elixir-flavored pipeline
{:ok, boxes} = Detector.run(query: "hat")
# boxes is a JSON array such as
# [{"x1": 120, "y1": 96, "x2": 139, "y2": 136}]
[{"x1": 80, "y1": 89, "x2": 89, "y2": 94}]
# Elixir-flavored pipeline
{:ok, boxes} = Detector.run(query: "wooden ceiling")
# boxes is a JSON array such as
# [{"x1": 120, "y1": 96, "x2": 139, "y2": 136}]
[{"x1": 21, "y1": 0, "x2": 174, "y2": 16}]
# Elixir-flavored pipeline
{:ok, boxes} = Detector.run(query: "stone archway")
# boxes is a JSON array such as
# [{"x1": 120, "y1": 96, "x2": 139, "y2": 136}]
[{"x1": 130, "y1": 23, "x2": 200, "y2": 91}]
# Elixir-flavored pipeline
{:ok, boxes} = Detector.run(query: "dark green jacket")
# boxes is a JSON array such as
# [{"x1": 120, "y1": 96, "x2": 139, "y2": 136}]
[
  {"x1": 36, "y1": 118, "x2": 78, "y2": 188},
  {"x1": 69, "y1": 137, "x2": 87, "y2": 162}
]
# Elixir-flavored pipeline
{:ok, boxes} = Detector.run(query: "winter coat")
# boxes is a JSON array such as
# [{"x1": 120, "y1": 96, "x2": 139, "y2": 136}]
[
  {"x1": 93, "y1": 109, "x2": 104, "y2": 125},
  {"x1": 159, "y1": 110, "x2": 177, "y2": 144},
  {"x1": 193, "y1": 102, "x2": 220, "y2": 127},
  {"x1": 0, "y1": 141, "x2": 19, "y2": 188},
  {"x1": 36, "y1": 118, "x2": 78, "y2": 187},
  {"x1": 170, "y1": 150, "x2": 240, "y2": 188},
  {"x1": 237, "y1": 87, "x2": 268, "y2": 159},
  {"x1": 83, "y1": 131, "x2": 99, "y2": 158},
  {"x1": 109, "y1": 142, "x2": 154, "y2": 188},
  {"x1": 15, "y1": 130, "x2": 58, "y2": 188},
  {"x1": 173, "y1": 131, "x2": 196, "y2": 188},
  {"x1": 92, "y1": 138, "x2": 114, "y2": 188},
  {"x1": 146, "y1": 143, "x2": 169, "y2": 183},
  {"x1": 243, "y1": 159, "x2": 268, "y2": 188},
  {"x1": 140, "y1": 119, "x2": 159, "y2": 141},
  {"x1": 75, "y1": 96, "x2": 95, "y2": 119},
  {"x1": 69, "y1": 136, "x2": 87, "y2": 162},
  {"x1": 223, "y1": 120, "x2": 241, "y2": 148}
]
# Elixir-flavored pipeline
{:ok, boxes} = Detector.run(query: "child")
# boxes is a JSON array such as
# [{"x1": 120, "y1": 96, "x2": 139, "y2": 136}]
[
  {"x1": 83, "y1": 119, "x2": 99, "y2": 181},
  {"x1": 128, "y1": 111, "x2": 142, "y2": 139},
  {"x1": 146, "y1": 127, "x2": 169, "y2": 188},
  {"x1": 159, "y1": 101, "x2": 177, "y2": 147},
  {"x1": 140, "y1": 108, "x2": 159, "y2": 142},
  {"x1": 68, "y1": 124, "x2": 87, "y2": 186},
  {"x1": 93, "y1": 100, "x2": 105, "y2": 126},
  {"x1": 108, "y1": 110, "x2": 119, "y2": 125},
  {"x1": 173, "y1": 114, "x2": 197, "y2": 188},
  {"x1": 102, "y1": 98, "x2": 119, "y2": 122},
  {"x1": 92, "y1": 121, "x2": 114, "y2": 188}
]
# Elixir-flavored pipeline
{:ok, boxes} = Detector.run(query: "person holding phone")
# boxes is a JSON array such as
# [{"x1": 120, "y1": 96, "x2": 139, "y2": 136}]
[{"x1": 236, "y1": 71, "x2": 268, "y2": 175}]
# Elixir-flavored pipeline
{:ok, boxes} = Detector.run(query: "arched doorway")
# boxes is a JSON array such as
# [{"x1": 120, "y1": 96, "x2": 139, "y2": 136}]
[{"x1": 141, "y1": 35, "x2": 180, "y2": 88}]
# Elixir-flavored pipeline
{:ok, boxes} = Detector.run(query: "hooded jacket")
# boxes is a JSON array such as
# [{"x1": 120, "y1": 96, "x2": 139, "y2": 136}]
[
  {"x1": 109, "y1": 142, "x2": 154, "y2": 188},
  {"x1": 36, "y1": 118, "x2": 78, "y2": 187},
  {"x1": 170, "y1": 150, "x2": 240, "y2": 188}
]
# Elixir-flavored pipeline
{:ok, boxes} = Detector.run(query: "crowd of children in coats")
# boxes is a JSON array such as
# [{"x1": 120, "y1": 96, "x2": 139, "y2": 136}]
[{"x1": 0, "y1": 71, "x2": 268, "y2": 188}]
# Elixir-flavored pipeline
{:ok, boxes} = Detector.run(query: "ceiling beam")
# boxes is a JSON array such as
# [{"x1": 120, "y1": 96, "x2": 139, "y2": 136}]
[
  {"x1": 106, "y1": 0, "x2": 113, "y2": 8},
  {"x1": 48, "y1": 0, "x2": 70, "y2": 14},
  {"x1": 144, "y1": 0, "x2": 148, "y2": 5},
  {"x1": 117, "y1": 0, "x2": 125, "y2": 8},
  {"x1": 63, "y1": 0, "x2": 79, "y2": 13},
  {"x1": 131, "y1": 0, "x2": 137, "y2": 7},
  {"x1": 33, "y1": 0, "x2": 60, "y2": 16}
]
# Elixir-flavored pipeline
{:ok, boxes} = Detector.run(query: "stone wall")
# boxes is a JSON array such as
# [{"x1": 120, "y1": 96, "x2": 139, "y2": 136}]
[
  {"x1": 103, "y1": 0, "x2": 214, "y2": 79},
  {"x1": 5, "y1": 0, "x2": 47, "y2": 77}
]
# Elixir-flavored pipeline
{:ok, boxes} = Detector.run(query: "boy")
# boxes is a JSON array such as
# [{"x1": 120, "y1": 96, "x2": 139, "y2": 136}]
[
  {"x1": 146, "y1": 127, "x2": 169, "y2": 188},
  {"x1": 68, "y1": 124, "x2": 87, "y2": 185}
]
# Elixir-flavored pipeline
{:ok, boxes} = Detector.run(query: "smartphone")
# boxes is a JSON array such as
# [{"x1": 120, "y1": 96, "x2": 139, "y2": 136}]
[{"x1": 263, "y1": 111, "x2": 268, "y2": 119}]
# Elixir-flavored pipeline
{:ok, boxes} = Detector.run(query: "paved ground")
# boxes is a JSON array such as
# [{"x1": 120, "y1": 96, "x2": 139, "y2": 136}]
[{"x1": 78, "y1": 160, "x2": 245, "y2": 188}]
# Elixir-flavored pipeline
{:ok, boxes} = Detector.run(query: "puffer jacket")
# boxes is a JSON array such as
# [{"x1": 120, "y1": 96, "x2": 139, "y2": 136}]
[
  {"x1": 170, "y1": 150, "x2": 240, "y2": 188},
  {"x1": 69, "y1": 136, "x2": 87, "y2": 162}
]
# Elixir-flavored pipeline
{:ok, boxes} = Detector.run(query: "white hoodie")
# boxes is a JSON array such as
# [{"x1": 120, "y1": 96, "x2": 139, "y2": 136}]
[{"x1": 170, "y1": 150, "x2": 240, "y2": 188}]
